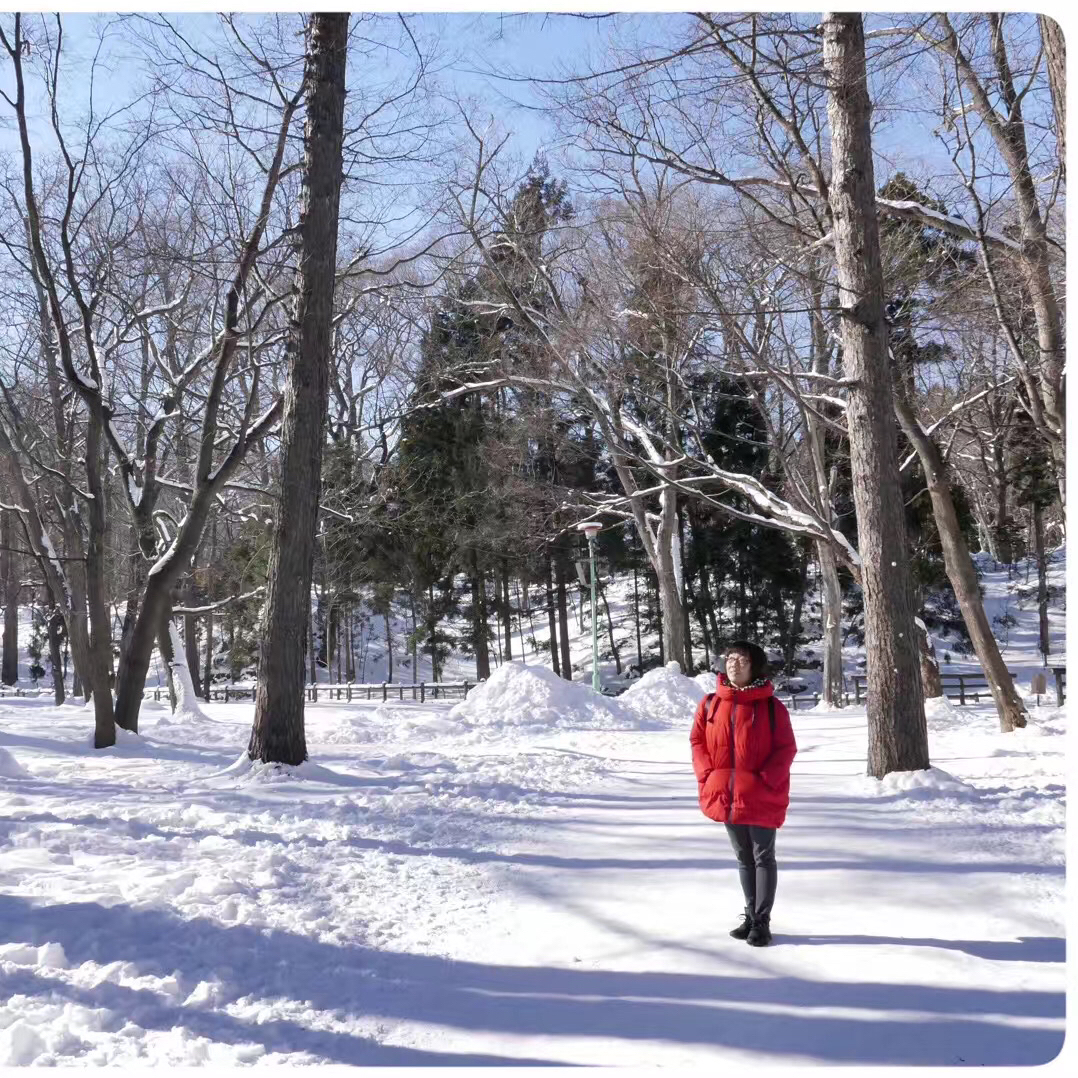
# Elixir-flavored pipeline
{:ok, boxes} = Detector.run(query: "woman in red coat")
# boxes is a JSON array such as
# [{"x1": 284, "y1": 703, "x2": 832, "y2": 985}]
[{"x1": 690, "y1": 640, "x2": 797, "y2": 947}]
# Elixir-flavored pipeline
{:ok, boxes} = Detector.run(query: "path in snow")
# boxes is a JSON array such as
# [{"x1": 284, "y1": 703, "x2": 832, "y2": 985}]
[{"x1": 384, "y1": 712, "x2": 1065, "y2": 1066}]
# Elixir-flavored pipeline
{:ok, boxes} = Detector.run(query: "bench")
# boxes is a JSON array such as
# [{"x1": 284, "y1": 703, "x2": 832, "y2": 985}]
[{"x1": 849, "y1": 670, "x2": 1017, "y2": 706}]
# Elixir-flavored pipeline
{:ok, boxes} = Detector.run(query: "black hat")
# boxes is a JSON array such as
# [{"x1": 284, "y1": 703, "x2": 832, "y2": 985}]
[{"x1": 721, "y1": 640, "x2": 770, "y2": 683}]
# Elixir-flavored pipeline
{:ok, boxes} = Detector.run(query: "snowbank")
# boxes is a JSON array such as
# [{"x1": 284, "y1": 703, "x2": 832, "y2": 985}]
[
  {"x1": 859, "y1": 765, "x2": 977, "y2": 800},
  {"x1": 693, "y1": 671, "x2": 717, "y2": 693},
  {"x1": 621, "y1": 661, "x2": 706, "y2": 727},
  {"x1": 0, "y1": 746, "x2": 31, "y2": 778},
  {"x1": 448, "y1": 661, "x2": 647, "y2": 730}
]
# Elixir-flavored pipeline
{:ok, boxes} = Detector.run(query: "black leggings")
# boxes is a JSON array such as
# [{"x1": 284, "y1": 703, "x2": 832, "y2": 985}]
[{"x1": 724, "y1": 823, "x2": 778, "y2": 919}]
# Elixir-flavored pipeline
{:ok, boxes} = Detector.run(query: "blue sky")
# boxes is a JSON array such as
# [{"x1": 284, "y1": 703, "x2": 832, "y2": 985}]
[{"x1": 0, "y1": 12, "x2": 1058, "y2": 228}]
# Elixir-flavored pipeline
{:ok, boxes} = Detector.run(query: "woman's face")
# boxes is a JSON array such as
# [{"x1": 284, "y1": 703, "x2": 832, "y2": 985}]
[{"x1": 725, "y1": 650, "x2": 754, "y2": 687}]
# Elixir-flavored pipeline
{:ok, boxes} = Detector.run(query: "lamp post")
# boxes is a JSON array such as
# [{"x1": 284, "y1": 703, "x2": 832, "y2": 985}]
[{"x1": 576, "y1": 521, "x2": 602, "y2": 692}]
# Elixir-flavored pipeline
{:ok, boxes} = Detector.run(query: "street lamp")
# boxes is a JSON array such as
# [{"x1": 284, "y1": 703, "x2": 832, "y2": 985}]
[{"x1": 576, "y1": 521, "x2": 602, "y2": 692}]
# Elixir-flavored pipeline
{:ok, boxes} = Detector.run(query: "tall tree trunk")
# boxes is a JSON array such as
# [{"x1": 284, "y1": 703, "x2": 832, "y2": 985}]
[
  {"x1": 546, "y1": 553, "x2": 560, "y2": 677},
  {"x1": 1, "y1": 508, "x2": 17, "y2": 685},
  {"x1": 823, "y1": 12, "x2": 929, "y2": 776},
  {"x1": 915, "y1": 614, "x2": 943, "y2": 699},
  {"x1": 632, "y1": 563, "x2": 643, "y2": 674},
  {"x1": 677, "y1": 506, "x2": 693, "y2": 672},
  {"x1": 203, "y1": 607, "x2": 214, "y2": 702},
  {"x1": 782, "y1": 542, "x2": 809, "y2": 675},
  {"x1": 249, "y1": 12, "x2": 347, "y2": 765},
  {"x1": 157, "y1": 598, "x2": 178, "y2": 712},
  {"x1": 992, "y1": 438, "x2": 1012, "y2": 563},
  {"x1": 1040, "y1": 15, "x2": 1066, "y2": 177},
  {"x1": 184, "y1": 593, "x2": 200, "y2": 699},
  {"x1": 653, "y1": 570, "x2": 665, "y2": 665},
  {"x1": 657, "y1": 488, "x2": 687, "y2": 670},
  {"x1": 555, "y1": 547, "x2": 573, "y2": 680},
  {"x1": 117, "y1": 526, "x2": 145, "y2": 693},
  {"x1": 514, "y1": 579, "x2": 528, "y2": 662},
  {"x1": 384, "y1": 608, "x2": 393, "y2": 682},
  {"x1": 83, "y1": 426, "x2": 116, "y2": 738},
  {"x1": 598, "y1": 579, "x2": 622, "y2": 675},
  {"x1": 817, "y1": 539, "x2": 845, "y2": 706},
  {"x1": 501, "y1": 559, "x2": 512, "y2": 662},
  {"x1": 469, "y1": 553, "x2": 491, "y2": 681},
  {"x1": 736, "y1": 547, "x2": 747, "y2": 639},
  {"x1": 48, "y1": 606, "x2": 65, "y2": 705},
  {"x1": 893, "y1": 391, "x2": 1028, "y2": 730},
  {"x1": 203, "y1": 516, "x2": 216, "y2": 700},
  {"x1": 1033, "y1": 502, "x2": 1051, "y2": 664},
  {"x1": 409, "y1": 590, "x2": 418, "y2": 681}
]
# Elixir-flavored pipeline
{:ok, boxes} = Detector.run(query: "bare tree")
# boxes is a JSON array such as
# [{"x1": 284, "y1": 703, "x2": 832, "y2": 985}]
[
  {"x1": 249, "y1": 13, "x2": 348, "y2": 765},
  {"x1": 822, "y1": 12, "x2": 928, "y2": 777}
]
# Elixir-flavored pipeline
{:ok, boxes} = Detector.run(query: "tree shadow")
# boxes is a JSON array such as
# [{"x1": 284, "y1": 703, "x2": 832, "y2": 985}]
[
  {"x1": 774, "y1": 934, "x2": 1065, "y2": 963},
  {"x1": 0, "y1": 894, "x2": 1064, "y2": 1065}
]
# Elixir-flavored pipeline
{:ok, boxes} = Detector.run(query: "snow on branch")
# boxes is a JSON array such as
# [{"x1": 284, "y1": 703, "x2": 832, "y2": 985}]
[{"x1": 173, "y1": 585, "x2": 266, "y2": 615}]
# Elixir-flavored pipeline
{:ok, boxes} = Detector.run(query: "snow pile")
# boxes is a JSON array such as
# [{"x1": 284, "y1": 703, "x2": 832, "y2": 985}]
[
  {"x1": 693, "y1": 671, "x2": 717, "y2": 693},
  {"x1": 860, "y1": 765, "x2": 977, "y2": 800},
  {"x1": 0, "y1": 746, "x2": 31, "y2": 778},
  {"x1": 621, "y1": 661, "x2": 706, "y2": 727},
  {"x1": 448, "y1": 661, "x2": 645, "y2": 730},
  {"x1": 924, "y1": 695, "x2": 957, "y2": 721}
]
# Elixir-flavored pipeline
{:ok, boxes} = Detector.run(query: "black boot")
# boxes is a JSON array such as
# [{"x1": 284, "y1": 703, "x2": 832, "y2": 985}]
[
  {"x1": 746, "y1": 915, "x2": 772, "y2": 947},
  {"x1": 729, "y1": 906, "x2": 754, "y2": 940}
]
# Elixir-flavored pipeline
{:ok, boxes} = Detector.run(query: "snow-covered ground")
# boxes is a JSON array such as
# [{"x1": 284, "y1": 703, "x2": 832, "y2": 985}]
[
  {"x1": 0, "y1": 545, "x2": 1068, "y2": 1065},
  {"x1": 0, "y1": 658, "x2": 1066, "y2": 1066}
]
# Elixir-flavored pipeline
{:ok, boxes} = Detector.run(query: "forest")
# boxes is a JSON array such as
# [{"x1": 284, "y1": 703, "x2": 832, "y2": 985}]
[{"x1": 0, "y1": 12, "x2": 1065, "y2": 779}]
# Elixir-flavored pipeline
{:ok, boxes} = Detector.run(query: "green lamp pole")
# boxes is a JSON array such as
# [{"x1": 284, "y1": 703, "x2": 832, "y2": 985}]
[{"x1": 577, "y1": 521, "x2": 602, "y2": 692}]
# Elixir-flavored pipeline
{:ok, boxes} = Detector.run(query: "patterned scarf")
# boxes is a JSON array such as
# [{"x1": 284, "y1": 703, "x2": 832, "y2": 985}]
[{"x1": 718, "y1": 673, "x2": 771, "y2": 691}]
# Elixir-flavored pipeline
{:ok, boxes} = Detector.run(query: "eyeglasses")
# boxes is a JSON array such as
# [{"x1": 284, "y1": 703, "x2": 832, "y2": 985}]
[{"x1": 725, "y1": 654, "x2": 751, "y2": 665}]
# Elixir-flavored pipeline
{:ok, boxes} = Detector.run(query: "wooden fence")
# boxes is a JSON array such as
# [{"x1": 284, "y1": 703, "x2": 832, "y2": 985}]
[
  {"x1": 143, "y1": 680, "x2": 480, "y2": 704},
  {"x1": 849, "y1": 670, "x2": 1019, "y2": 706}
]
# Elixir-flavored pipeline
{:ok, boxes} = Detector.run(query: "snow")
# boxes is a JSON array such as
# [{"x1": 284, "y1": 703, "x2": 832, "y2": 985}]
[
  {"x1": 163, "y1": 622, "x2": 208, "y2": 723},
  {"x1": 620, "y1": 659, "x2": 706, "y2": 725},
  {"x1": 0, "y1": 546, "x2": 1066, "y2": 1065},
  {"x1": 0, "y1": 746, "x2": 31, "y2": 778},
  {"x1": 447, "y1": 661, "x2": 650, "y2": 730}
]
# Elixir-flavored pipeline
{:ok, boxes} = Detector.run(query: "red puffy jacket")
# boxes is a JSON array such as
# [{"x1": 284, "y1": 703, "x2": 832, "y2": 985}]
[{"x1": 690, "y1": 678, "x2": 797, "y2": 828}]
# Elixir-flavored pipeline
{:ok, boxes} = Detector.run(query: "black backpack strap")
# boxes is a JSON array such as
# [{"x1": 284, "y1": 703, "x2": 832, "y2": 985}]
[{"x1": 704, "y1": 693, "x2": 719, "y2": 723}]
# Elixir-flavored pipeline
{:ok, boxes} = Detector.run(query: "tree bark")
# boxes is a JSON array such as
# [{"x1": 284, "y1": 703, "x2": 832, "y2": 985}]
[
  {"x1": 184, "y1": 596, "x2": 201, "y2": 699},
  {"x1": 782, "y1": 542, "x2": 809, "y2": 676},
  {"x1": 823, "y1": 12, "x2": 929, "y2": 776},
  {"x1": 915, "y1": 615, "x2": 943, "y2": 699},
  {"x1": 555, "y1": 547, "x2": 573, "y2": 679},
  {"x1": 48, "y1": 606, "x2": 65, "y2": 705},
  {"x1": 632, "y1": 563, "x2": 643, "y2": 674},
  {"x1": 469, "y1": 554, "x2": 491, "y2": 681},
  {"x1": 817, "y1": 539, "x2": 845, "y2": 706},
  {"x1": 1040, "y1": 15, "x2": 1066, "y2": 178},
  {"x1": 1, "y1": 508, "x2": 17, "y2": 685},
  {"x1": 249, "y1": 12, "x2": 348, "y2": 765},
  {"x1": 598, "y1": 579, "x2": 622, "y2": 675},
  {"x1": 893, "y1": 391, "x2": 1028, "y2": 731},
  {"x1": 1033, "y1": 502, "x2": 1050, "y2": 664},
  {"x1": 501, "y1": 559, "x2": 512, "y2": 662},
  {"x1": 383, "y1": 607, "x2": 393, "y2": 682},
  {"x1": 546, "y1": 553, "x2": 561, "y2": 677}
]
